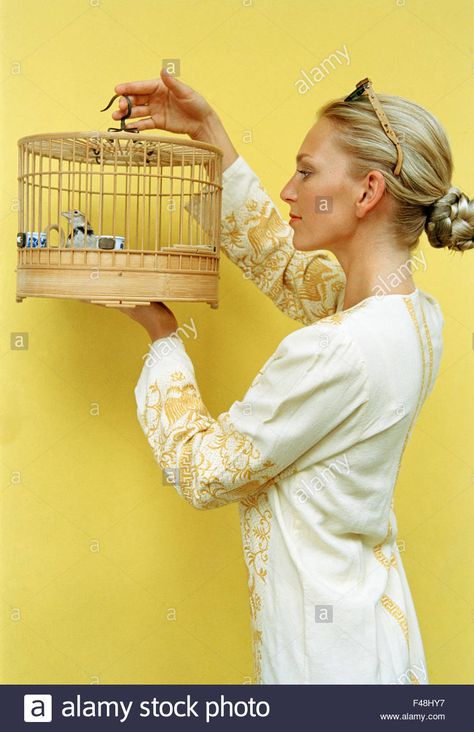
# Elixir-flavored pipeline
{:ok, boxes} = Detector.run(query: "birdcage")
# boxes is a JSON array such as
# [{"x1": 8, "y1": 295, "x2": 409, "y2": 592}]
[{"x1": 16, "y1": 127, "x2": 223, "y2": 308}]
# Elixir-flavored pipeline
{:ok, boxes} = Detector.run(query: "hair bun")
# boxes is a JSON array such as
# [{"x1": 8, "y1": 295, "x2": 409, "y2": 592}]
[{"x1": 425, "y1": 187, "x2": 474, "y2": 251}]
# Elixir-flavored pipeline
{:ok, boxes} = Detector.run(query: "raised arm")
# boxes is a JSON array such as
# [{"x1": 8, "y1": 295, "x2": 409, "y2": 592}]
[
  {"x1": 109, "y1": 70, "x2": 346, "y2": 324},
  {"x1": 192, "y1": 116, "x2": 346, "y2": 325}
]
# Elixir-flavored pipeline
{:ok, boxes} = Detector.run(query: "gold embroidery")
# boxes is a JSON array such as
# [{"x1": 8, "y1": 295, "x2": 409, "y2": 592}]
[
  {"x1": 245, "y1": 202, "x2": 286, "y2": 258},
  {"x1": 408, "y1": 670, "x2": 421, "y2": 684},
  {"x1": 164, "y1": 382, "x2": 211, "y2": 423},
  {"x1": 380, "y1": 594, "x2": 409, "y2": 644},
  {"x1": 140, "y1": 370, "x2": 283, "y2": 512},
  {"x1": 239, "y1": 462, "x2": 298, "y2": 682},
  {"x1": 375, "y1": 296, "x2": 434, "y2": 675},
  {"x1": 324, "y1": 298, "x2": 369, "y2": 325},
  {"x1": 373, "y1": 523, "x2": 412, "y2": 671},
  {"x1": 301, "y1": 256, "x2": 346, "y2": 304},
  {"x1": 325, "y1": 311, "x2": 344, "y2": 325},
  {"x1": 383, "y1": 299, "x2": 425, "y2": 491},
  {"x1": 247, "y1": 574, "x2": 264, "y2": 683},
  {"x1": 404, "y1": 299, "x2": 427, "y2": 419},
  {"x1": 419, "y1": 302, "x2": 434, "y2": 396},
  {"x1": 140, "y1": 382, "x2": 163, "y2": 435},
  {"x1": 220, "y1": 194, "x2": 345, "y2": 323},
  {"x1": 178, "y1": 440, "x2": 195, "y2": 504},
  {"x1": 241, "y1": 491, "x2": 273, "y2": 580},
  {"x1": 373, "y1": 520, "x2": 397, "y2": 570},
  {"x1": 240, "y1": 489, "x2": 273, "y2": 684}
]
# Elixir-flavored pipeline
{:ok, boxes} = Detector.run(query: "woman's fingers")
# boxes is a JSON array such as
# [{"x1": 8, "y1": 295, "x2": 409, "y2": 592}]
[
  {"x1": 114, "y1": 78, "x2": 161, "y2": 96},
  {"x1": 112, "y1": 104, "x2": 150, "y2": 120},
  {"x1": 122, "y1": 117, "x2": 157, "y2": 131},
  {"x1": 113, "y1": 70, "x2": 193, "y2": 101},
  {"x1": 160, "y1": 71, "x2": 195, "y2": 100},
  {"x1": 117, "y1": 93, "x2": 153, "y2": 107}
]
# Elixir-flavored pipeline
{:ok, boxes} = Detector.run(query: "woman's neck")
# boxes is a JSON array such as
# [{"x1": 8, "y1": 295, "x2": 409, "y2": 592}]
[{"x1": 337, "y1": 247, "x2": 416, "y2": 311}]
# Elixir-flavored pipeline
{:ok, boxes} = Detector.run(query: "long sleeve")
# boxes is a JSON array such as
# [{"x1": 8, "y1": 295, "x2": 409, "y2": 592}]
[
  {"x1": 186, "y1": 155, "x2": 346, "y2": 325},
  {"x1": 134, "y1": 324, "x2": 370, "y2": 511}
]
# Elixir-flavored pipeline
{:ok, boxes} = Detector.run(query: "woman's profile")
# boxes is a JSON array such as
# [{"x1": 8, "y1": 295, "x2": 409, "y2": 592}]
[{"x1": 108, "y1": 69, "x2": 474, "y2": 684}]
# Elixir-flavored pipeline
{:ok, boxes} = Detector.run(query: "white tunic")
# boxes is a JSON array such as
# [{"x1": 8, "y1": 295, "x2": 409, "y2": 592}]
[{"x1": 134, "y1": 155, "x2": 444, "y2": 685}]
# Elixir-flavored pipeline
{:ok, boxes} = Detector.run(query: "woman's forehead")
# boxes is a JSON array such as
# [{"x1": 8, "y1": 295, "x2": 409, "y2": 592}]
[{"x1": 298, "y1": 119, "x2": 344, "y2": 164}]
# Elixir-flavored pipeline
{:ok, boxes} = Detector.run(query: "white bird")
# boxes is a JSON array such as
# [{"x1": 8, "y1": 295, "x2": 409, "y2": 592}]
[{"x1": 61, "y1": 210, "x2": 97, "y2": 249}]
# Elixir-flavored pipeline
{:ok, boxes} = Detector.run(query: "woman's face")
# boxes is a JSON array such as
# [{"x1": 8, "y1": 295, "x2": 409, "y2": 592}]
[{"x1": 280, "y1": 117, "x2": 359, "y2": 252}]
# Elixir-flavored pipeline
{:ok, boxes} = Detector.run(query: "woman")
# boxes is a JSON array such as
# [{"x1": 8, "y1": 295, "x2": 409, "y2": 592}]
[{"x1": 108, "y1": 69, "x2": 473, "y2": 684}]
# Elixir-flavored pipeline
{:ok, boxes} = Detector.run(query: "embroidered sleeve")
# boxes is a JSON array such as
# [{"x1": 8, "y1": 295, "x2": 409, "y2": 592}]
[
  {"x1": 185, "y1": 155, "x2": 346, "y2": 325},
  {"x1": 134, "y1": 325, "x2": 369, "y2": 510}
]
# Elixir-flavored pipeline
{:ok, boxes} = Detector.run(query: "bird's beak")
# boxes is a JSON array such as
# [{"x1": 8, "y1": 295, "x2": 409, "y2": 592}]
[{"x1": 60, "y1": 212, "x2": 70, "y2": 219}]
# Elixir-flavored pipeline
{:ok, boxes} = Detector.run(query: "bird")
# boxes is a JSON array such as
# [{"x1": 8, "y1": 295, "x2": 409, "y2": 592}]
[{"x1": 61, "y1": 210, "x2": 97, "y2": 249}]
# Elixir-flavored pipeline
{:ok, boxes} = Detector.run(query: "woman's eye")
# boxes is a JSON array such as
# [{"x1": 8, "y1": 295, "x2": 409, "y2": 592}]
[{"x1": 297, "y1": 169, "x2": 311, "y2": 179}]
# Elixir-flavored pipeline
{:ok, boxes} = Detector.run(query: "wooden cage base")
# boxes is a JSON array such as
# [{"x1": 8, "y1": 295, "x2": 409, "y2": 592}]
[{"x1": 16, "y1": 248, "x2": 220, "y2": 308}]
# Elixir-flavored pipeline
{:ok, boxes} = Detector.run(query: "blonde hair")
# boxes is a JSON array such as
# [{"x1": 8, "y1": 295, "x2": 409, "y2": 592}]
[{"x1": 317, "y1": 93, "x2": 474, "y2": 253}]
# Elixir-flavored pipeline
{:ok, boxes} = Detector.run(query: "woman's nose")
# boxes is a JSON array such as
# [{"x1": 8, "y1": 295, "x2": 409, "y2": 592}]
[{"x1": 280, "y1": 178, "x2": 297, "y2": 202}]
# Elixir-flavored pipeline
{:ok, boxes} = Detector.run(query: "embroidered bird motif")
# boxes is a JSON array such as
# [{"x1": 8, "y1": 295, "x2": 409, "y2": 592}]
[
  {"x1": 164, "y1": 383, "x2": 204, "y2": 423},
  {"x1": 245, "y1": 201, "x2": 286, "y2": 258},
  {"x1": 61, "y1": 210, "x2": 97, "y2": 249}
]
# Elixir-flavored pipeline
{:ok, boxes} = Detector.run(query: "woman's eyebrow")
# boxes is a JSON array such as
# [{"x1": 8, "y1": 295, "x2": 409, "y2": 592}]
[{"x1": 296, "y1": 153, "x2": 314, "y2": 163}]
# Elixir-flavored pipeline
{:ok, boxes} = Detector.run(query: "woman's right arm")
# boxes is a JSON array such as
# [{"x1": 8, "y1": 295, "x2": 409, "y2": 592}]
[
  {"x1": 112, "y1": 71, "x2": 346, "y2": 324},
  {"x1": 194, "y1": 113, "x2": 346, "y2": 325}
]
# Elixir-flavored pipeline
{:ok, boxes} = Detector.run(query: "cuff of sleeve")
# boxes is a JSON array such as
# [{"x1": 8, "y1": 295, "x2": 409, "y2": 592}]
[
  {"x1": 221, "y1": 155, "x2": 259, "y2": 212},
  {"x1": 222, "y1": 155, "x2": 247, "y2": 183},
  {"x1": 143, "y1": 332, "x2": 188, "y2": 368}
]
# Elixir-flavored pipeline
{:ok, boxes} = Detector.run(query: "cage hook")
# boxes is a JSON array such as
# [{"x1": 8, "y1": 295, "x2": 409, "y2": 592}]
[{"x1": 100, "y1": 94, "x2": 139, "y2": 133}]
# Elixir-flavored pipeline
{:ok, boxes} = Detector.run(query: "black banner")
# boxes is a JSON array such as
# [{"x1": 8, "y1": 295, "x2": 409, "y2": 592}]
[{"x1": 1, "y1": 684, "x2": 470, "y2": 730}]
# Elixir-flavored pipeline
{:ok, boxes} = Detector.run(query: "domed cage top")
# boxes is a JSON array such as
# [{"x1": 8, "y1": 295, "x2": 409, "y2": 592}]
[{"x1": 16, "y1": 131, "x2": 223, "y2": 308}]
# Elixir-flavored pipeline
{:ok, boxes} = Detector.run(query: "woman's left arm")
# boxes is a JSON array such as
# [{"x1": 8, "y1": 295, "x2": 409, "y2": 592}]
[{"x1": 128, "y1": 304, "x2": 370, "y2": 511}]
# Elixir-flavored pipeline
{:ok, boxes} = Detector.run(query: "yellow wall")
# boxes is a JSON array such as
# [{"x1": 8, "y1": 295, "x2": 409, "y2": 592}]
[{"x1": 1, "y1": 0, "x2": 472, "y2": 684}]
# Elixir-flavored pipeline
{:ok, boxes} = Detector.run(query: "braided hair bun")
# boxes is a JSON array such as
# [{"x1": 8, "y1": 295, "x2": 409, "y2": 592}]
[{"x1": 425, "y1": 187, "x2": 474, "y2": 252}]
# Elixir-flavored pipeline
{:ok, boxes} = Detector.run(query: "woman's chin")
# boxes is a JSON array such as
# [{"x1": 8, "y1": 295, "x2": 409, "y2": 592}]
[
  {"x1": 292, "y1": 235, "x2": 320, "y2": 251},
  {"x1": 291, "y1": 233, "x2": 305, "y2": 249}
]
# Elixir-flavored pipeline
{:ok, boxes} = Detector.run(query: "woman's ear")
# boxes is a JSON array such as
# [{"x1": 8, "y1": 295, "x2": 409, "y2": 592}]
[{"x1": 355, "y1": 170, "x2": 386, "y2": 218}]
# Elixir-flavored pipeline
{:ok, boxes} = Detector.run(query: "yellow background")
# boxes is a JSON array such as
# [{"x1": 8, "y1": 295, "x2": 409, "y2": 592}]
[{"x1": 1, "y1": 0, "x2": 473, "y2": 684}]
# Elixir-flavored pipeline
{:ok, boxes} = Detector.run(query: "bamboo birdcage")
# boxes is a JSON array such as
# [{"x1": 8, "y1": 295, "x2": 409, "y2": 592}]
[{"x1": 16, "y1": 129, "x2": 223, "y2": 308}]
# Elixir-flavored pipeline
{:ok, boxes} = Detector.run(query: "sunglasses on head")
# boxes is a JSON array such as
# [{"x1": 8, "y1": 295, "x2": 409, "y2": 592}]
[{"x1": 344, "y1": 77, "x2": 403, "y2": 176}]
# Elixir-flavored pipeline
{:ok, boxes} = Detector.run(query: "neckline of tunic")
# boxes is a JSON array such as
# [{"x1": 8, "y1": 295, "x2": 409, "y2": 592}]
[{"x1": 340, "y1": 288, "x2": 419, "y2": 313}]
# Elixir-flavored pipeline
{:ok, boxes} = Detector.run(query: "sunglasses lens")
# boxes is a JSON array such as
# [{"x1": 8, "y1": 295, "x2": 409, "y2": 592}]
[{"x1": 344, "y1": 84, "x2": 368, "y2": 102}]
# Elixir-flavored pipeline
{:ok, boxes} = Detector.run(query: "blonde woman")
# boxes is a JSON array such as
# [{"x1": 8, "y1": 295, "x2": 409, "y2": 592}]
[{"x1": 108, "y1": 69, "x2": 473, "y2": 684}]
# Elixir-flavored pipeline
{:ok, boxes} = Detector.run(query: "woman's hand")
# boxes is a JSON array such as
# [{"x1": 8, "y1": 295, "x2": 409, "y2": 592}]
[
  {"x1": 112, "y1": 67, "x2": 216, "y2": 139},
  {"x1": 119, "y1": 302, "x2": 178, "y2": 342},
  {"x1": 111, "y1": 68, "x2": 239, "y2": 169}
]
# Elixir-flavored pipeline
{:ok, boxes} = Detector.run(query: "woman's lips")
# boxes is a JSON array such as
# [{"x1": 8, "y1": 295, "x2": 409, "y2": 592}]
[{"x1": 289, "y1": 216, "x2": 301, "y2": 225}]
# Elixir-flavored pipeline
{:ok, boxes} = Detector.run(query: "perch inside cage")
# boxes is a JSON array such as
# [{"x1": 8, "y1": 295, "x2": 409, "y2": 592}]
[{"x1": 16, "y1": 127, "x2": 223, "y2": 308}]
